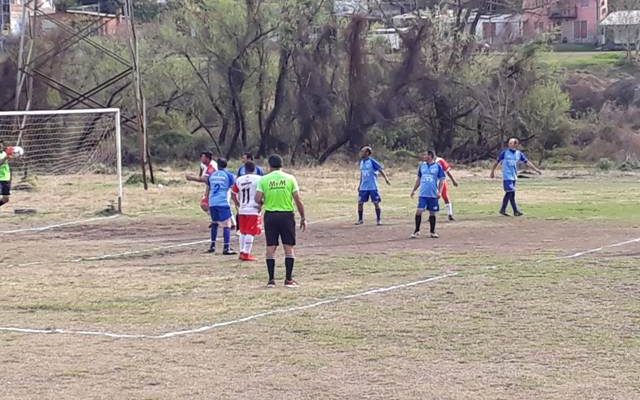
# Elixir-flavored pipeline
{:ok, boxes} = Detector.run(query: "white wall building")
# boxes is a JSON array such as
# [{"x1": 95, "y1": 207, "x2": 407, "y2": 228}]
[
  {"x1": 471, "y1": 14, "x2": 524, "y2": 45},
  {"x1": 1, "y1": 0, "x2": 55, "y2": 36},
  {"x1": 601, "y1": 10, "x2": 640, "y2": 46}
]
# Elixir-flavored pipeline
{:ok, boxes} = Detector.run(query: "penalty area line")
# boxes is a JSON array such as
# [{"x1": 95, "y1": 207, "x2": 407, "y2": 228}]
[
  {"x1": 0, "y1": 272, "x2": 457, "y2": 340},
  {"x1": 1, "y1": 215, "x2": 120, "y2": 234}
]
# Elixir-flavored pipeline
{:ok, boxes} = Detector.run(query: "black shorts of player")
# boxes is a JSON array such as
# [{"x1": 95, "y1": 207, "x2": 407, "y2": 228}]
[
  {"x1": 0, "y1": 181, "x2": 10, "y2": 196},
  {"x1": 264, "y1": 211, "x2": 296, "y2": 247}
]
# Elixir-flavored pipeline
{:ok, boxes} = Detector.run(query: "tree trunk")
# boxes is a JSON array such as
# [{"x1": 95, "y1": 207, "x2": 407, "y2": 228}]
[{"x1": 259, "y1": 48, "x2": 291, "y2": 157}]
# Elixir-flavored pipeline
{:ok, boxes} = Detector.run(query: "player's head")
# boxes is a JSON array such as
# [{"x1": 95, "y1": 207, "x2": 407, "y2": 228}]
[
  {"x1": 359, "y1": 146, "x2": 372, "y2": 159},
  {"x1": 241, "y1": 152, "x2": 254, "y2": 163},
  {"x1": 267, "y1": 154, "x2": 283, "y2": 171},
  {"x1": 508, "y1": 138, "x2": 519, "y2": 149},
  {"x1": 423, "y1": 150, "x2": 436, "y2": 163},
  {"x1": 217, "y1": 158, "x2": 228, "y2": 169},
  {"x1": 200, "y1": 151, "x2": 213, "y2": 164},
  {"x1": 244, "y1": 161, "x2": 256, "y2": 174}
]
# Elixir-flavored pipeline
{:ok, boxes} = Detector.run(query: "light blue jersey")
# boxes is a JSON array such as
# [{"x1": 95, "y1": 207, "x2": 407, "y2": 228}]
[
  {"x1": 359, "y1": 157, "x2": 383, "y2": 191},
  {"x1": 208, "y1": 169, "x2": 235, "y2": 207},
  {"x1": 498, "y1": 149, "x2": 528, "y2": 181},
  {"x1": 418, "y1": 162, "x2": 446, "y2": 198}
]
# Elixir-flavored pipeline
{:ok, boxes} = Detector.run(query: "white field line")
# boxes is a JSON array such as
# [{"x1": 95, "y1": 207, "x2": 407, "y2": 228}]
[
  {"x1": 0, "y1": 272, "x2": 457, "y2": 340},
  {"x1": 4, "y1": 224, "x2": 638, "y2": 339},
  {"x1": 560, "y1": 236, "x2": 640, "y2": 259},
  {"x1": 1, "y1": 215, "x2": 120, "y2": 234}
]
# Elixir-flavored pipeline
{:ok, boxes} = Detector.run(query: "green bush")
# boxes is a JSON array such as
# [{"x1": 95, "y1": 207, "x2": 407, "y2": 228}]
[
  {"x1": 596, "y1": 158, "x2": 614, "y2": 171},
  {"x1": 618, "y1": 159, "x2": 640, "y2": 171}
]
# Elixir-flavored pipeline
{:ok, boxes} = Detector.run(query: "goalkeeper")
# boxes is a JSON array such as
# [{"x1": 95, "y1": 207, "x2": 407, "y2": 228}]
[{"x1": 0, "y1": 140, "x2": 13, "y2": 209}]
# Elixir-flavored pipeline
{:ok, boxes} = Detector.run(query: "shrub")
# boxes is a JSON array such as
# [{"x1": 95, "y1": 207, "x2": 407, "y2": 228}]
[{"x1": 596, "y1": 158, "x2": 614, "y2": 171}]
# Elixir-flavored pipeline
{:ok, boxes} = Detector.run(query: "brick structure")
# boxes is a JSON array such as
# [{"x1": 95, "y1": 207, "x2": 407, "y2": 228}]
[{"x1": 522, "y1": 0, "x2": 609, "y2": 43}]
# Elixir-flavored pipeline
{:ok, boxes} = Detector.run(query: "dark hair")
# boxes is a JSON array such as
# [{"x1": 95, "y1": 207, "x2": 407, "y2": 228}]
[
  {"x1": 201, "y1": 151, "x2": 213, "y2": 160},
  {"x1": 426, "y1": 150, "x2": 436, "y2": 158},
  {"x1": 243, "y1": 152, "x2": 254, "y2": 160},
  {"x1": 360, "y1": 145, "x2": 372, "y2": 155},
  {"x1": 217, "y1": 158, "x2": 228, "y2": 169},
  {"x1": 244, "y1": 161, "x2": 256, "y2": 173},
  {"x1": 268, "y1": 154, "x2": 283, "y2": 169}
]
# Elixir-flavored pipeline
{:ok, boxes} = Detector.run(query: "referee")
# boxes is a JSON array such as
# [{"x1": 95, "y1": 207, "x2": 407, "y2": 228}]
[{"x1": 255, "y1": 154, "x2": 307, "y2": 288}]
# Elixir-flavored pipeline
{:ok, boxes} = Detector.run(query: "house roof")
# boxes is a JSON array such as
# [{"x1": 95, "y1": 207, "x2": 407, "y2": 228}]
[
  {"x1": 601, "y1": 10, "x2": 640, "y2": 26},
  {"x1": 468, "y1": 13, "x2": 522, "y2": 23}
]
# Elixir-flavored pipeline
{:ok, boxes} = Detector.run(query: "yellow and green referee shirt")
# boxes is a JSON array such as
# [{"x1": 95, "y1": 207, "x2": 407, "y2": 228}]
[{"x1": 257, "y1": 170, "x2": 299, "y2": 212}]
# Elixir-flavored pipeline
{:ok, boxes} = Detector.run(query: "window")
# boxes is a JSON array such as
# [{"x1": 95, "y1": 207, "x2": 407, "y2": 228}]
[{"x1": 574, "y1": 20, "x2": 588, "y2": 39}]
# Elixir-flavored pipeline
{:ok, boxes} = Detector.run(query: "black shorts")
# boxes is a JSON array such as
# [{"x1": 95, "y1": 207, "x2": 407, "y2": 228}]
[
  {"x1": 264, "y1": 211, "x2": 296, "y2": 247},
  {"x1": 0, "y1": 181, "x2": 10, "y2": 196}
]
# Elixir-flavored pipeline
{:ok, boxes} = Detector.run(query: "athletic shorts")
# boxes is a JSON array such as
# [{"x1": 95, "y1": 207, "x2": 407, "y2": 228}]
[
  {"x1": 358, "y1": 190, "x2": 381, "y2": 203},
  {"x1": 264, "y1": 211, "x2": 296, "y2": 247},
  {"x1": 209, "y1": 206, "x2": 232, "y2": 223},
  {"x1": 503, "y1": 180, "x2": 516, "y2": 192},
  {"x1": 0, "y1": 181, "x2": 10, "y2": 196},
  {"x1": 441, "y1": 182, "x2": 449, "y2": 203},
  {"x1": 417, "y1": 197, "x2": 439, "y2": 212},
  {"x1": 239, "y1": 214, "x2": 262, "y2": 236}
]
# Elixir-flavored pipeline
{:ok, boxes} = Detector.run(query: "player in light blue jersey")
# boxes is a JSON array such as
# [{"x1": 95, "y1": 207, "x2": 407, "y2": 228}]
[
  {"x1": 490, "y1": 138, "x2": 541, "y2": 216},
  {"x1": 410, "y1": 150, "x2": 446, "y2": 238},
  {"x1": 207, "y1": 158, "x2": 237, "y2": 255},
  {"x1": 356, "y1": 146, "x2": 390, "y2": 226}
]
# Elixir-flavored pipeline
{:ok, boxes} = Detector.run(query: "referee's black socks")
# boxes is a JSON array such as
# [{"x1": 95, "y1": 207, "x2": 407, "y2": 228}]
[
  {"x1": 266, "y1": 259, "x2": 275, "y2": 281},
  {"x1": 285, "y1": 257, "x2": 295, "y2": 281},
  {"x1": 414, "y1": 214, "x2": 422, "y2": 233}
]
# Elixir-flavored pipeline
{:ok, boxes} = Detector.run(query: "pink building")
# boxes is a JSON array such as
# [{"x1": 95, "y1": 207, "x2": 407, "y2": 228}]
[{"x1": 522, "y1": 0, "x2": 609, "y2": 44}]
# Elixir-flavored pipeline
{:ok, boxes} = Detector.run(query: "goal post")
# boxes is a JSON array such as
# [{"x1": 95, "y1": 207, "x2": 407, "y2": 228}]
[{"x1": 0, "y1": 108, "x2": 124, "y2": 213}]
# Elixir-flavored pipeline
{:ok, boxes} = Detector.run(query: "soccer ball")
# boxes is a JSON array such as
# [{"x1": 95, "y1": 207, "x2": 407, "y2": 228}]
[{"x1": 7, "y1": 146, "x2": 24, "y2": 157}]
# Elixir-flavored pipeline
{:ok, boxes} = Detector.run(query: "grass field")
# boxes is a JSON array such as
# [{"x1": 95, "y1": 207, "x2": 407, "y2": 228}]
[
  {"x1": 537, "y1": 51, "x2": 625, "y2": 70},
  {"x1": 1, "y1": 165, "x2": 639, "y2": 399}
]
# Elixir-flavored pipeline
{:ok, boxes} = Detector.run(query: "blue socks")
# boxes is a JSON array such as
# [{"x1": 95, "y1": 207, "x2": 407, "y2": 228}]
[
  {"x1": 210, "y1": 223, "x2": 219, "y2": 249},
  {"x1": 223, "y1": 227, "x2": 231, "y2": 251}
]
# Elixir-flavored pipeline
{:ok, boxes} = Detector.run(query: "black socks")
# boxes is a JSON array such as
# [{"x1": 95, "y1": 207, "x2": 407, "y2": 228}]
[
  {"x1": 429, "y1": 215, "x2": 436, "y2": 233},
  {"x1": 285, "y1": 257, "x2": 295, "y2": 281},
  {"x1": 266, "y1": 259, "x2": 275, "y2": 281}
]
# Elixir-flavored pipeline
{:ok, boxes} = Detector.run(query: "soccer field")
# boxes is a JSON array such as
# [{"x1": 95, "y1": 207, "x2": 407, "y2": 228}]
[{"x1": 1, "y1": 166, "x2": 639, "y2": 399}]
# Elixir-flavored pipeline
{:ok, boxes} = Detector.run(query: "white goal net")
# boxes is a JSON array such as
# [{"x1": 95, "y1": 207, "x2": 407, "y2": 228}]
[{"x1": 0, "y1": 108, "x2": 123, "y2": 215}]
